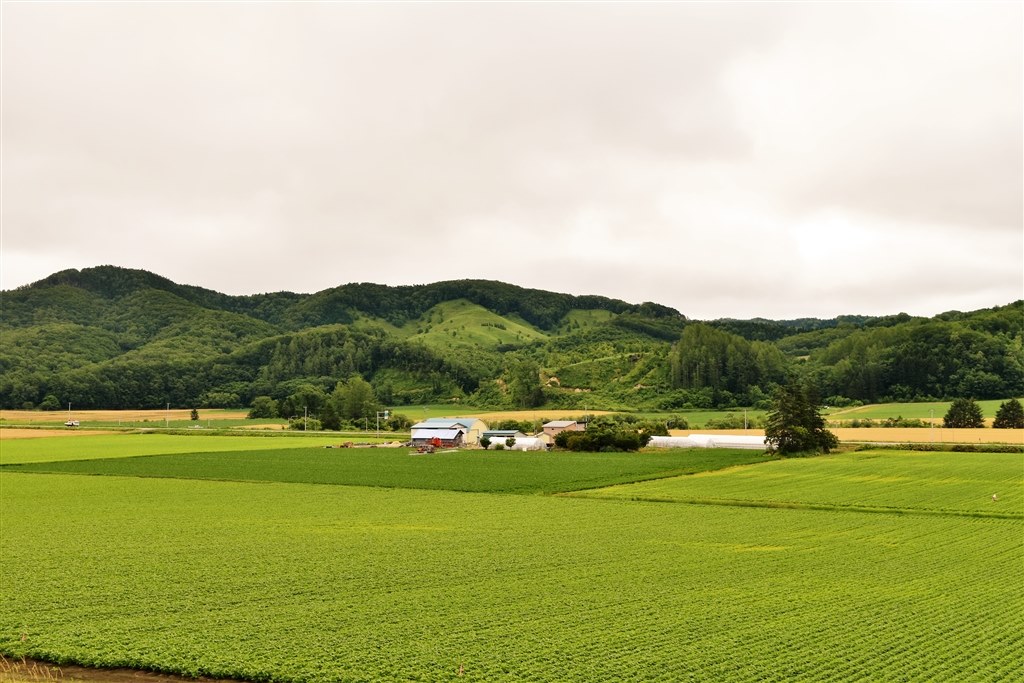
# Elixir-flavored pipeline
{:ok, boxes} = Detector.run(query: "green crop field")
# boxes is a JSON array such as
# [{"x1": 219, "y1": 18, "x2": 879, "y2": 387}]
[
  {"x1": 1, "y1": 438, "x2": 1021, "y2": 682},
  {"x1": 827, "y1": 398, "x2": 1024, "y2": 421},
  {"x1": 578, "y1": 450, "x2": 1024, "y2": 517},
  {"x1": 4, "y1": 447, "x2": 769, "y2": 494}
]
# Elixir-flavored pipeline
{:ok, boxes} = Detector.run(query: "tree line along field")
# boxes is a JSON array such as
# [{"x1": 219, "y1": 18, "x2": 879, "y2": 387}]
[{"x1": 1, "y1": 436, "x2": 1021, "y2": 682}]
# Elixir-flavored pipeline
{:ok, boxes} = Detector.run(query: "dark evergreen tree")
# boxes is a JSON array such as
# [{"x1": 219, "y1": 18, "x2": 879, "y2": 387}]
[
  {"x1": 992, "y1": 398, "x2": 1024, "y2": 429},
  {"x1": 764, "y1": 381, "x2": 837, "y2": 455},
  {"x1": 943, "y1": 398, "x2": 985, "y2": 428}
]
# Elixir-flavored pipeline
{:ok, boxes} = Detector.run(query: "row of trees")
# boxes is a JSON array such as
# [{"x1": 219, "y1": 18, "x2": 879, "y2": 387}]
[
  {"x1": 247, "y1": 376, "x2": 413, "y2": 432},
  {"x1": 943, "y1": 398, "x2": 1024, "y2": 429}
]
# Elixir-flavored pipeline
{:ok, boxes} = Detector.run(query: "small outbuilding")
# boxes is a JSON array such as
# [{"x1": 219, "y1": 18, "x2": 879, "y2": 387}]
[{"x1": 542, "y1": 420, "x2": 585, "y2": 438}]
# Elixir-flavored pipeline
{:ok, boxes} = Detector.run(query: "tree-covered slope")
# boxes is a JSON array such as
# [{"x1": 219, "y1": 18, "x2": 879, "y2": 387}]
[{"x1": 1, "y1": 266, "x2": 1020, "y2": 411}]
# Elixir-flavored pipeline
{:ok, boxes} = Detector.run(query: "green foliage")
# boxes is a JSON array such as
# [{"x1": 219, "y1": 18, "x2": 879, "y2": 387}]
[
  {"x1": 247, "y1": 396, "x2": 277, "y2": 419},
  {"x1": 480, "y1": 436, "x2": 491, "y2": 450},
  {"x1": 764, "y1": 381, "x2": 838, "y2": 455},
  {"x1": 943, "y1": 397, "x2": 985, "y2": 429},
  {"x1": 505, "y1": 436, "x2": 516, "y2": 448},
  {"x1": 189, "y1": 409, "x2": 199, "y2": 421},
  {"x1": 555, "y1": 427, "x2": 651, "y2": 452},
  {"x1": 845, "y1": 416, "x2": 931, "y2": 428},
  {"x1": 669, "y1": 323, "x2": 788, "y2": 399},
  {"x1": 287, "y1": 416, "x2": 322, "y2": 431},
  {"x1": 2, "y1": 266, "x2": 1020, "y2": 414},
  {"x1": 992, "y1": 398, "x2": 1024, "y2": 429},
  {"x1": 38, "y1": 394, "x2": 62, "y2": 411}
]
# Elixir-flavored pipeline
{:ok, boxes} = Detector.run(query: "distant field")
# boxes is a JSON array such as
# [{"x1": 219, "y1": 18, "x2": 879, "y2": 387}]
[
  {"x1": 5, "y1": 447, "x2": 770, "y2": 495},
  {"x1": 0, "y1": 408, "x2": 250, "y2": 424},
  {"x1": 579, "y1": 449, "x2": 1024, "y2": 516},
  {"x1": 0, "y1": 433, "x2": 358, "y2": 465},
  {"x1": 2, "y1": 468, "x2": 1020, "y2": 682},
  {"x1": 669, "y1": 427, "x2": 1022, "y2": 445},
  {"x1": 828, "y1": 398, "x2": 1024, "y2": 422}
]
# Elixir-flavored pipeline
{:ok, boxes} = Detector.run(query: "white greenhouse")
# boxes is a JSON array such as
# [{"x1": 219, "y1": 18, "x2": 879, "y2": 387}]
[{"x1": 648, "y1": 434, "x2": 767, "y2": 450}]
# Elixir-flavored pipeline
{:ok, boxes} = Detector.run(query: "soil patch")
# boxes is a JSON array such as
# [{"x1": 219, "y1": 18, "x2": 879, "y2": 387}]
[{"x1": 0, "y1": 657, "x2": 243, "y2": 683}]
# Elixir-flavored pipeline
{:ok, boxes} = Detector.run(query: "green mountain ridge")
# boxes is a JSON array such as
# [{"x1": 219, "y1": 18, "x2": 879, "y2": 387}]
[{"x1": 1, "y1": 265, "x2": 1021, "y2": 412}]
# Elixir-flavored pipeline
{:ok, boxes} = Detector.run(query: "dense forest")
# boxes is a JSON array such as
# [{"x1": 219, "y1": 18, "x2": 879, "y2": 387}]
[{"x1": 1, "y1": 266, "x2": 1020, "y2": 416}]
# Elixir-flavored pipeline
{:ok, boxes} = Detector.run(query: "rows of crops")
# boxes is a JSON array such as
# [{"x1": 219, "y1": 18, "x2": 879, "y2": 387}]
[
  {"x1": 581, "y1": 449, "x2": 1024, "y2": 516},
  {"x1": 1, "y1": 471, "x2": 1021, "y2": 682},
  {"x1": 4, "y1": 447, "x2": 770, "y2": 494}
]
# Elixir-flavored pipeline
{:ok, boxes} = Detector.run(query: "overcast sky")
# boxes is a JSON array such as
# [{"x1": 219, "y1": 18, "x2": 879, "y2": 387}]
[{"x1": 2, "y1": 2, "x2": 1021, "y2": 320}]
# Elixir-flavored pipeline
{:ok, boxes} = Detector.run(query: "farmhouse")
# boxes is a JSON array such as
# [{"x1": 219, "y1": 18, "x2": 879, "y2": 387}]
[
  {"x1": 410, "y1": 417, "x2": 488, "y2": 445},
  {"x1": 542, "y1": 420, "x2": 585, "y2": 438}
]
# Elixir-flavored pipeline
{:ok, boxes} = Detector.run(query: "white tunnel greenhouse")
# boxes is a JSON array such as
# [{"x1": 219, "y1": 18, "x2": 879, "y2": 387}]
[{"x1": 648, "y1": 434, "x2": 768, "y2": 450}]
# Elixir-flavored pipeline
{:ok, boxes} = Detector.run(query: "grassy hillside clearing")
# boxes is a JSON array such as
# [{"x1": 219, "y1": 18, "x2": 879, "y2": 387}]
[{"x1": 405, "y1": 300, "x2": 547, "y2": 348}]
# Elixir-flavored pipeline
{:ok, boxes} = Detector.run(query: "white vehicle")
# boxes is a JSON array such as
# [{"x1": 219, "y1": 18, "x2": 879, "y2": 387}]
[{"x1": 64, "y1": 420, "x2": 80, "y2": 428}]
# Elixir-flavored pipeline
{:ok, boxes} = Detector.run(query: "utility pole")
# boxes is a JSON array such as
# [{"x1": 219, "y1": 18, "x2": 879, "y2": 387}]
[
  {"x1": 166, "y1": 402, "x2": 169, "y2": 428},
  {"x1": 304, "y1": 406, "x2": 308, "y2": 431}
]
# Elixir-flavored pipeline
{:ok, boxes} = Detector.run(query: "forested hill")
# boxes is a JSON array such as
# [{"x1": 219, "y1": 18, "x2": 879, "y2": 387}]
[{"x1": 1, "y1": 265, "x2": 1021, "y2": 411}]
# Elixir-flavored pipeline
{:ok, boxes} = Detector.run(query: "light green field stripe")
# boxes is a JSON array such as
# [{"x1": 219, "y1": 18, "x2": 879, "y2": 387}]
[{"x1": 582, "y1": 450, "x2": 1024, "y2": 515}]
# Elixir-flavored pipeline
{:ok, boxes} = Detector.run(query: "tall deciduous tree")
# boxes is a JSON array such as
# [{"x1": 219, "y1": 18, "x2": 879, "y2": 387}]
[
  {"x1": 764, "y1": 381, "x2": 838, "y2": 455},
  {"x1": 943, "y1": 398, "x2": 985, "y2": 428},
  {"x1": 992, "y1": 398, "x2": 1024, "y2": 429},
  {"x1": 247, "y1": 396, "x2": 277, "y2": 419}
]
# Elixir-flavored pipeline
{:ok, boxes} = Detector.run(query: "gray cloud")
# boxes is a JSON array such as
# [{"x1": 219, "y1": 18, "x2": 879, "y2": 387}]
[{"x1": 2, "y1": 2, "x2": 1020, "y2": 319}]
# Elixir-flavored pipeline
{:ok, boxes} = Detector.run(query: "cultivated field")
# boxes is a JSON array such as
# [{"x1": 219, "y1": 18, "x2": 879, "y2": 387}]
[
  {"x1": 579, "y1": 449, "x2": 1023, "y2": 516},
  {"x1": 1, "y1": 435, "x2": 1021, "y2": 682}
]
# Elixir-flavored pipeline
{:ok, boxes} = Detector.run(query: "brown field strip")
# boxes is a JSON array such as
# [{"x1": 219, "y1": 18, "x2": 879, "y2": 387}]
[
  {"x1": 671, "y1": 428, "x2": 1022, "y2": 445},
  {"x1": 0, "y1": 409, "x2": 250, "y2": 423}
]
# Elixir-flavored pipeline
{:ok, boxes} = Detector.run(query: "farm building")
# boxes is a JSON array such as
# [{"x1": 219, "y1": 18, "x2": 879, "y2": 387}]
[
  {"x1": 542, "y1": 420, "x2": 585, "y2": 438},
  {"x1": 648, "y1": 434, "x2": 767, "y2": 450},
  {"x1": 410, "y1": 417, "x2": 489, "y2": 445},
  {"x1": 531, "y1": 432, "x2": 554, "y2": 447},
  {"x1": 505, "y1": 437, "x2": 547, "y2": 451},
  {"x1": 411, "y1": 428, "x2": 464, "y2": 448}
]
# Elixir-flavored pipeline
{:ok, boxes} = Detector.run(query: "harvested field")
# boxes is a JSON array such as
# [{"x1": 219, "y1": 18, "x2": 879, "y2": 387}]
[
  {"x1": 0, "y1": 409, "x2": 250, "y2": 424},
  {"x1": 670, "y1": 428, "x2": 1022, "y2": 445},
  {"x1": 461, "y1": 409, "x2": 612, "y2": 422}
]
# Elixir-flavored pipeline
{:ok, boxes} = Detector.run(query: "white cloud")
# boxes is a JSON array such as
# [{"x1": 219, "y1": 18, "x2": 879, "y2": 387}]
[{"x1": 2, "y1": 2, "x2": 1020, "y2": 318}]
